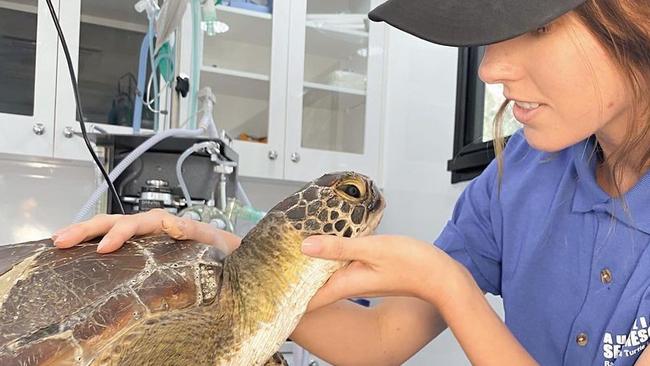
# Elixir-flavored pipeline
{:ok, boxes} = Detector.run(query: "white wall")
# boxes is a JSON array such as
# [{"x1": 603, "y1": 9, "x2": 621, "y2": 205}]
[
  {"x1": 0, "y1": 153, "x2": 97, "y2": 245},
  {"x1": 376, "y1": 27, "x2": 505, "y2": 365}
]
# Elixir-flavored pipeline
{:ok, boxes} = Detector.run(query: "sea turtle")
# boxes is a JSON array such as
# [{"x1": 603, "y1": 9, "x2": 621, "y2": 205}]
[{"x1": 0, "y1": 172, "x2": 385, "y2": 365}]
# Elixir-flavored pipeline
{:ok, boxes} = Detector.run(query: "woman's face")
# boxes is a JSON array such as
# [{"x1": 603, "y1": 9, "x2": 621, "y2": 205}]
[{"x1": 478, "y1": 13, "x2": 632, "y2": 153}]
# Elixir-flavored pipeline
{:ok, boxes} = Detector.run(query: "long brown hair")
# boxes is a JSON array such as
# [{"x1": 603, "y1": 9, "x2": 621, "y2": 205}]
[{"x1": 493, "y1": 0, "x2": 650, "y2": 197}]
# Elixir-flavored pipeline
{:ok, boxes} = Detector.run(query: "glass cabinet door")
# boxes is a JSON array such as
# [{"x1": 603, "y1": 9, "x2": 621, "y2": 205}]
[
  {"x1": 286, "y1": 0, "x2": 384, "y2": 181},
  {"x1": 77, "y1": 0, "x2": 153, "y2": 129},
  {"x1": 54, "y1": 0, "x2": 155, "y2": 160},
  {"x1": 0, "y1": 0, "x2": 59, "y2": 157},
  {"x1": 199, "y1": 1, "x2": 290, "y2": 179},
  {"x1": 202, "y1": 5, "x2": 272, "y2": 143},
  {"x1": 0, "y1": 1, "x2": 38, "y2": 117},
  {"x1": 302, "y1": 0, "x2": 370, "y2": 154}
]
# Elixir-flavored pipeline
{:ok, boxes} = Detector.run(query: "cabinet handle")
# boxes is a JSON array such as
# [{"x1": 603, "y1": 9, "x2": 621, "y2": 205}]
[
  {"x1": 268, "y1": 150, "x2": 278, "y2": 161},
  {"x1": 290, "y1": 152, "x2": 300, "y2": 163},
  {"x1": 63, "y1": 126, "x2": 74, "y2": 139},
  {"x1": 32, "y1": 123, "x2": 45, "y2": 136}
]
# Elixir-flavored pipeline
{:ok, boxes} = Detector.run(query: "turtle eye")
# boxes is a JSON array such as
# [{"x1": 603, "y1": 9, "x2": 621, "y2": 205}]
[{"x1": 340, "y1": 184, "x2": 361, "y2": 199}]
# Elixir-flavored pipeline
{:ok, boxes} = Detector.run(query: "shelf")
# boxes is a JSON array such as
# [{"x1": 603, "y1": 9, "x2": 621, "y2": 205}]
[
  {"x1": 304, "y1": 81, "x2": 365, "y2": 96},
  {"x1": 307, "y1": 0, "x2": 371, "y2": 14},
  {"x1": 201, "y1": 66, "x2": 270, "y2": 100},
  {"x1": 306, "y1": 13, "x2": 368, "y2": 38},
  {"x1": 303, "y1": 84, "x2": 366, "y2": 111},
  {"x1": 208, "y1": 4, "x2": 272, "y2": 47},
  {"x1": 82, "y1": 0, "x2": 148, "y2": 31},
  {"x1": 305, "y1": 25, "x2": 368, "y2": 60},
  {"x1": 216, "y1": 4, "x2": 272, "y2": 20},
  {"x1": 306, "y1": 24, "x2": 368, "y2": 38},
  {"x1": 0, "y1": 1, "x2": 147, "y2": 33},
  {"x1": 0, "y1": 0, "x2": 37, "y2": 14}
]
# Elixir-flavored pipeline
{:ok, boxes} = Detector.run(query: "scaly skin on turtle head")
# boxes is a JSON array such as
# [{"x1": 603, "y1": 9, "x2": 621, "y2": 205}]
[{"x1": 269, "y1": 171, "x2": 385, "y2": 238}]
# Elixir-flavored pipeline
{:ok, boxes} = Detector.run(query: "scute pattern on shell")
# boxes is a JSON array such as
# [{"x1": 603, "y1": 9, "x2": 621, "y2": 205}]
[{"x1": 0, "y1": 236, "x2": 224, "y2": 365}]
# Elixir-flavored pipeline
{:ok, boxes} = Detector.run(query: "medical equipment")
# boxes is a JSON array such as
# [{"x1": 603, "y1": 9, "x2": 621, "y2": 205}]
[
  {"x1": 53, "y1": 1, "x2": 263, "y2": 236},
  {"x1": 224, "y1": 0, "x2": 273, "y2": 13},
  {"x1": 201, "y1": 0, "x2": 230, "y2": 35},
  {"x1": 93, "y1": 134, "x2": 239, "y2": 217}
]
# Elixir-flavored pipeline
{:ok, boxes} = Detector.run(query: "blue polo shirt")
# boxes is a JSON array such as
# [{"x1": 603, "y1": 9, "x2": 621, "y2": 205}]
[{"x1": 435, "y1": 129, "x2": 650, "y2": 366}]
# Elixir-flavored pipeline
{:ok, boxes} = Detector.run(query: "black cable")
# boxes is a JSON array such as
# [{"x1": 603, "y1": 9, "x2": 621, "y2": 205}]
[{"x1": 45, "y1": 0, "x2": 125, "y2": 215}]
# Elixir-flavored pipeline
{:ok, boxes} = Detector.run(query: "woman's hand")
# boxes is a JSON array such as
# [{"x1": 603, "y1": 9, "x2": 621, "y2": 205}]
[
  {"x1": 303, "y1": 235, "x2": 538, "y2": 365},
  {"x1": 51, "y1": 209, "x2": 242, "y2": 254},
  {"x1": 301, "y1": 234, "x2": 464, "y2": 311}
]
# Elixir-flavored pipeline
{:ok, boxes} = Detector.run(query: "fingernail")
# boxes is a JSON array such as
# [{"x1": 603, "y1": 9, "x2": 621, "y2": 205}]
[
  {"x1": 51, "y1": 228, "x2": 69, "y2": 240},
  {"x1": 301, "y1": 240, "x2": 321, "y2": 255},
  {"x1": 52, "y1": 233, "x2": 68, "y2": 245},
  {"x1": 97, "y1": 238, "x2": 107, "y2": 252}
]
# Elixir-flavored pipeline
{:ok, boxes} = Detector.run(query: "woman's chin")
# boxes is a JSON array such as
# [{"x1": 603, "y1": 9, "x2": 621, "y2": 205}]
[{"x1": 522, "y1": 127, "x2": 572, "y2": 153}]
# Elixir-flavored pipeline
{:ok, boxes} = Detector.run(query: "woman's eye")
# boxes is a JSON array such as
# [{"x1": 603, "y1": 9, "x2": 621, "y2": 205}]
[{"x1": 341, "y1": 184, "x2": 361, "y2": 198}]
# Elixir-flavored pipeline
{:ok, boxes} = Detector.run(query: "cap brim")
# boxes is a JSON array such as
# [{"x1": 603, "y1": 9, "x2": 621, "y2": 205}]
[{"x1": 368, "y1": 0, "x2": 586, "y2": 47}]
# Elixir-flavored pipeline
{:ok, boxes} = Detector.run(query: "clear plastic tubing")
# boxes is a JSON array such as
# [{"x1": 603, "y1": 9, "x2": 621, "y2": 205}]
[
  {"x1": 176, "y1": 141, "x2": 218, "y2": 208},
  {"x1": 189, "y1": 0, "x2": 202, "y2": 130},
  {"x1": 73, "y1": 128, "x2": 204, "y2": 222},
  {"x1": 132, "y1": 29, "x2": 152, "y2": 134}
]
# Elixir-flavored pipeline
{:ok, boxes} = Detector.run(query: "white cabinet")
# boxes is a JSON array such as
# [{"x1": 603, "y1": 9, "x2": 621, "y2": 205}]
[
  {"x1": 195, "y1": 0, "x2": 386, "y2": 182},
  {"x1": 55, "y1": 0, "x2": 156, "y2": 160},
  {"x1": 0, "y1": 0, "x2": 59, "y2": 157},
  {"x1": 0, "y1": 0, "x2": 386, "y2": 183},
  {"x1": 285, "y1": 0, "x2": 384, "y2": 182},
  {"x1": 198, "y1": 2, "x2": 291, "y2": 180},
  {"x1": 0, "y1": 0, "x2": 155, "y2": 160}
]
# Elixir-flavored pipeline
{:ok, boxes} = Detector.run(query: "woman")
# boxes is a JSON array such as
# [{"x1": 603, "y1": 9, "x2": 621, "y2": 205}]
[{"x1": 52, "y1": 0, "x2": 650, "y2": 364}]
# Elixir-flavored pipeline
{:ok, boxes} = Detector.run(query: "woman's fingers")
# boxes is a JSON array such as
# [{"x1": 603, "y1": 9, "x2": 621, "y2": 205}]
[
  {"x1": 96, "y1": 219, "x2": 140, "y2": 253},
  {"x1": 50, "y1": 209, "x2": 244, "y2": 256},
  {"x1": 52, "y1": 214, "x2": 120, "y2": 248},
  {"x1": 306, "y1": 262, "x2": 381, "y2": 311},
  {"x1": 52, "y1": 209, "x2": 171, "y2": 253},
  {"x1": 94, "y1": 209, "x2": 174, "y2": 253},
  {"x1": 307, "y1": 267, "x2": 354, "y2": 311},
  {"x1": 301, "y1": 235, "x2": 384, "y2": 262},
  {"x1": 161, "y1": 217, "x2": 231, "y2": 253}
]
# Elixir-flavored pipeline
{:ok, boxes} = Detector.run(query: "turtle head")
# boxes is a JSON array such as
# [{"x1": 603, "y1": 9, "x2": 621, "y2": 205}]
[{"x1": 270, "y1": 172, "x2": 385, "y2": 238}]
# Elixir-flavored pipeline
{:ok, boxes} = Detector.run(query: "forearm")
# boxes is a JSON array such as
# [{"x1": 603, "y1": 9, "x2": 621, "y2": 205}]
[
  {"x1": 292, "y1": 297, "x2": 446, "y2": 365},
  {"x1": 423, "y1": 262, "x2": 538, "y2": 366},
  {"x1": 291, "y1": 300, "x2": 385, "y2": 365}
]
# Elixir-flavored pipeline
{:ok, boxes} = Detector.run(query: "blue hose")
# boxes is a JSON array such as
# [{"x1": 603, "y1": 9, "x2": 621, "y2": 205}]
[
  {"x1": 148, "y1": 19, "x2": 160, "y2": 131},
  {"x1": 132, "y1": 30, "x2": 152, "y2": 134}
]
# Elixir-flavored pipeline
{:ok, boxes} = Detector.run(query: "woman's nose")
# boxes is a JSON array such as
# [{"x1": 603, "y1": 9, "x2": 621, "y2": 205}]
[{"x1": 478, "y1": 43, "x2": 521, "y2": 85}]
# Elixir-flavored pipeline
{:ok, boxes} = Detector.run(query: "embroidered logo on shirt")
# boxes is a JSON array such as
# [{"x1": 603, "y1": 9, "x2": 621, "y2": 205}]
[{"x1": 603, "y1": 316, "x2": 649, "y2": 365}]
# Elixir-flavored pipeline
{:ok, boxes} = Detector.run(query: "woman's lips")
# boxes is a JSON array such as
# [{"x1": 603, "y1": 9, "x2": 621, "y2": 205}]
[{"x1": 512, "y1": 100, "x2": 542, "y2": 124}]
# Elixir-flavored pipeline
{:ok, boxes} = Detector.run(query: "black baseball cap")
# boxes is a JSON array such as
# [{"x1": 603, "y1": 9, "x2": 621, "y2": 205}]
[{"x1": 368, "y1": 0, "x2": 586, "y2": 47}]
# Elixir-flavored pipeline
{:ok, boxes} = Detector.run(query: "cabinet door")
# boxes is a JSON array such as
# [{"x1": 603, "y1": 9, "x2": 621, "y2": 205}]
[
  {"x1": 54, "y1": 0, "x2": 155, "y2": 160},
  {"x1": 0, "y1": 0, "x2": 59, "y2": 157},
  {"x1": 198, "y1": 2, "x2": 290, "y2": 179},
  {"x1": 285, "y1": 0, "x2": 385, "y2": 182}
]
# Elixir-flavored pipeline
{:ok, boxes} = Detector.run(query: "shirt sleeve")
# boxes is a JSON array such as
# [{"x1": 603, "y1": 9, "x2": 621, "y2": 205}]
[{"x1": 434, "y1": 131, "x2": 527, "y2": 296}]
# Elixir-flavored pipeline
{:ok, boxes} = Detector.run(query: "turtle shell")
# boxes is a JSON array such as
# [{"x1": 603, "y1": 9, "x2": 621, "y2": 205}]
[{"x1": 0, "y1": 235, "x2": 224, "y2": 365}]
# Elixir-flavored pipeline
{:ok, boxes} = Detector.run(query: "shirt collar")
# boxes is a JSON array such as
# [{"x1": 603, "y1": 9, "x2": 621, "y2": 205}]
[{"x1": 571, "y1": 136, "x2": 650, "y2": 235}]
